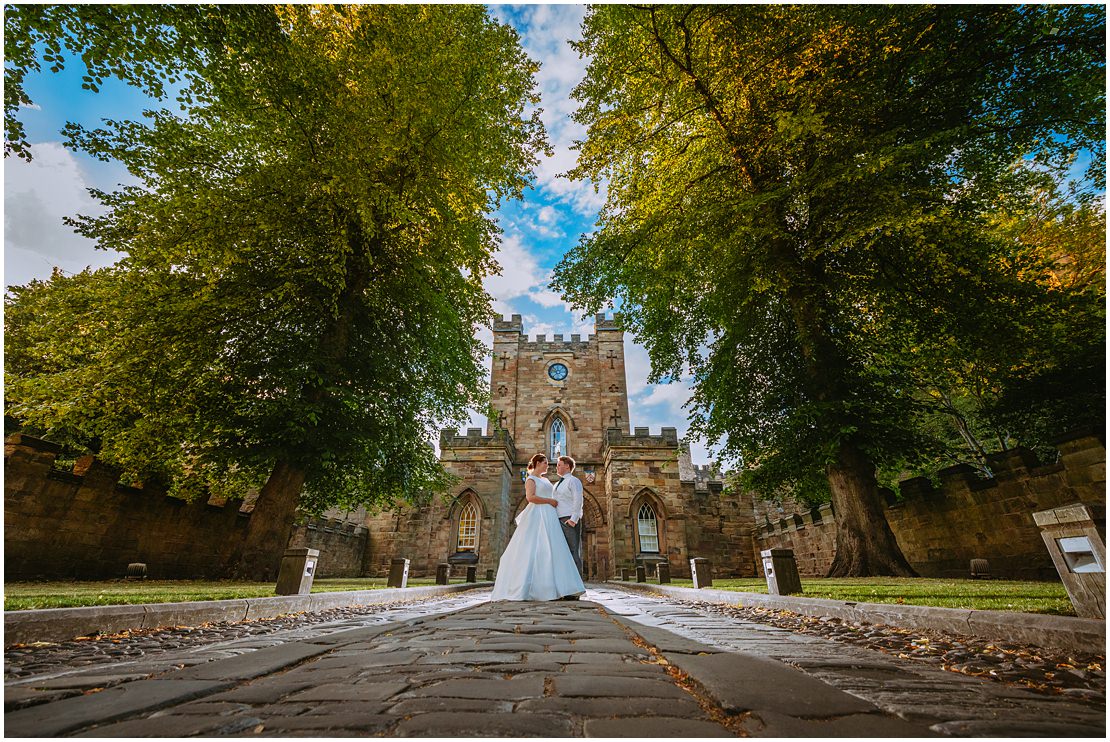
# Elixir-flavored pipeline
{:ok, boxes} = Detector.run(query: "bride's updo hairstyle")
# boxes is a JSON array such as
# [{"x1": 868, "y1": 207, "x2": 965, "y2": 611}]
[{"x1": 527, "y1": 453, "x2": 547, "y2": 472}]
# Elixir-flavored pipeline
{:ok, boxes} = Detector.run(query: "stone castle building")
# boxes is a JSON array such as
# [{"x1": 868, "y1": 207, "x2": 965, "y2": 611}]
[{"x1": 363, "y1": 314, "x2": 756, "y2": 579}]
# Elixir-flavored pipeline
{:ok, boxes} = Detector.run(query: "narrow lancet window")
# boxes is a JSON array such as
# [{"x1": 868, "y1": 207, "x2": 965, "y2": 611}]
[
  {"x1": 637, "y1": 503, "x2": 659, "y2": 553},
  {"x1": 549, "y1": 417, "x2": 567, "y2": 461},
  {"x1": 457, "y1": 501, "x2": 479, "y2": 551}
]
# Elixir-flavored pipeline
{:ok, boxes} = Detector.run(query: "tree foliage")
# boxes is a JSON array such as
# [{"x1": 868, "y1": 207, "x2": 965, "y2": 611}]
[
  {"x1": 555, "y1": 4, "x2": 1104, "y2": 574},
  {"x1": 5, "y1": 4, "x2": 547, "y2": 576}
]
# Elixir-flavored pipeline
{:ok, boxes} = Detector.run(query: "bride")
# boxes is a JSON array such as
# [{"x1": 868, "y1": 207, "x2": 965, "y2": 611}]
[{"x1": 490, "y1": 453, "x2": 586, "y2": 601}]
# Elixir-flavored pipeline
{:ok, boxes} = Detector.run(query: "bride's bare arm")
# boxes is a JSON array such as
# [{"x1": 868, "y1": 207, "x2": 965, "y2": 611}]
[{"x1": 524, "y1": 478, "x2": 558, "y2": 506}]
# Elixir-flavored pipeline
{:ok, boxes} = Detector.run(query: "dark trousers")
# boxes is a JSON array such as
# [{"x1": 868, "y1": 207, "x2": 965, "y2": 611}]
[{"x1": 559, "y1": 516, "x2": 583, "y2": 577}]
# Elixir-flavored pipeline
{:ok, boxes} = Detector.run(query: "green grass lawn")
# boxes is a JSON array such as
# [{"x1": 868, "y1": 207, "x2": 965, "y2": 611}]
[
  {"x1": 657, "y1": 577, "x2": 1075, "y2": 616},
  {"x1": 3, "y1": 577, "x2": 468, "y2": 611}
]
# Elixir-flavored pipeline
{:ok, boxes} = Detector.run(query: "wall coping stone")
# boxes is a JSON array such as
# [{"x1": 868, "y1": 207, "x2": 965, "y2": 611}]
[
  {"x1": 5, "y1": 433, "x2": 63, "y2": 454},
  {"x1": 611, "y1": 582, "x2": 1104, "y2": 654},
  {"x1": 45, "y1": 469, "x2": 83, "y2": 485},
  {"x1": 1050, "y1": 426, "x2": 1105, "y2": 446},
  {"x1": 4, "y1": 583, "x2": 493, "y2": 646}
]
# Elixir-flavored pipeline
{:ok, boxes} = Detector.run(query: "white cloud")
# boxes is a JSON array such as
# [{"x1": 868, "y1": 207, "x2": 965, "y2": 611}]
[
  {"x1": 484, "y1": 232, "x2": 545, "y2": 303},
  {"x1": 502, "y1": 4, "x2": 608, "y2": 216},
  {"x1": 623, "y1": 335, "x2": 654, "y2": 400},
  {"x1": 4, "y1": 142, "x2": 117, "y2": 287},
  {"x1": 522, "y1": 314, "x2": 560, "y2": 340},
  {"x1": 637, "y1": 381, "x2": 694, "y2": 417}
]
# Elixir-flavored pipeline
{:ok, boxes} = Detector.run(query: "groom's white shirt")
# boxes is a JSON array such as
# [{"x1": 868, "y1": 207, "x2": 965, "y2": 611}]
[{"x1": 553, "y1": 473, "x2": 583, "y2": 522}]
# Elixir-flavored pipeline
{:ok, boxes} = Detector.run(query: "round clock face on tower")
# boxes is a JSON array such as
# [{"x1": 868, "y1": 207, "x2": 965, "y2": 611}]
[{"x1": 547, "y1": 363, "x2": 569, "y2": 381}]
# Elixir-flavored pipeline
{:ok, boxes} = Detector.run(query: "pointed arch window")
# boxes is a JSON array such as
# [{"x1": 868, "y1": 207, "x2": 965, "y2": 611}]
[
  {"x1": 549, "y1": 417, "x2": 567, "y2": 462},
  {"x1": 637, "y1": 503, "x2": 659, "y2": 553},
  {"x1": 457, "y1": 501, "x2": 479, "y2": 552}
]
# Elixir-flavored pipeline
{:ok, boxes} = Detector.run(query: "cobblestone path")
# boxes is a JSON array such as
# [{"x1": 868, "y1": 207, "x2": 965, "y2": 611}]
[
  {"x1": 590, "y1": 584, "x2": 1105, "y2": 737},
  {"x1": 4, "y1": 586, "x2": 1105, "y2": 737},
  {"x1": 5, "y1": 591, "x2": 490, "y2": 684}
]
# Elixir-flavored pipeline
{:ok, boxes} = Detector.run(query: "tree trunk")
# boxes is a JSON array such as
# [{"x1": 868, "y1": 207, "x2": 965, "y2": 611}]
[
  {"x1": 231, "y1": 214, "x2": 374, "y2": 580},
  {"x1": 825, "y1": 441, "x2": 917, "y2": 577},
  {"x1": 232, "y1": 459, "x2": 308, "y2": 581},
  {"x1": 775, "y1": 242, "x2": 917, "y2": 578}
]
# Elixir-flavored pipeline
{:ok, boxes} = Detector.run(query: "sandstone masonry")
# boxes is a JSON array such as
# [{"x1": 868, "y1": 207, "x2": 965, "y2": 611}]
[{"x1": 362, "y1": 315, "x2": 748, "y2": 579}]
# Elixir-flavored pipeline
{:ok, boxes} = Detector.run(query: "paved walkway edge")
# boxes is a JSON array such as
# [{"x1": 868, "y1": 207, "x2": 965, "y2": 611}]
[
  {"x1": 4, "y1": 583, "x2": 493, "y2": 646},
  {"x1": 610, "y1": 581, "x2": 1104, "y2": 654}
]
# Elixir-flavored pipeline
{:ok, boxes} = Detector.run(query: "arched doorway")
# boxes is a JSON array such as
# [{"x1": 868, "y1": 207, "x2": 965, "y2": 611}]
[{"x1": 581, "y1": 488, "x2": 609, "y2": 580}]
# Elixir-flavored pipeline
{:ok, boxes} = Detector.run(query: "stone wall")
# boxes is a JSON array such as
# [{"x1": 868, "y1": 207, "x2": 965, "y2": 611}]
[
  {"x1": 753, "y1": 502, "x2": 838, "y2": 577},
  {"x1": 752, "y1": 431, "x2": 1106, "y2": 580},
  {"x1": 682, "y1": 482, "x2": 759, "y2": 578},
  {"x1": 604, "y1": 428, "x2": 687, "y2": 577},
  {"x1": 4, "y1": 433, "x2": 366, "y2": 581},
  {"x1": 5, "y1": 434, "x2": 248, "y2": 580},
  {"x1": 286, "y1": 510, "x2": 369, "y2": 578},
  {"x1": 362, "y1": 429, "x2": 516, "y2": 578}
]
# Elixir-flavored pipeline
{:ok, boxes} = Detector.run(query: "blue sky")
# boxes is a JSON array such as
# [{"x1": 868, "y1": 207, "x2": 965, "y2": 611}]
[{"x1": 2, "y1": 4, "x2": 715, "y2": 464}]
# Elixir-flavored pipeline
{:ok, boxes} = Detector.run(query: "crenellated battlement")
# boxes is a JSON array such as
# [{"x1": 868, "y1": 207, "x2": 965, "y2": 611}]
[
  {"x1": 492, "y1": 314, "x2": 524, "y2": 333},
  {"x1": 605, "y1": 426, "x2": 679, "y2": 448},
  {"x1": 493, "y1": 313, "x2": 623, "y2": 344},
  {"x1": 518, "y1": 336, "x2": 594, "y2": 350},
  {"x1": 751, "y1": 430, "x2": 1105, "y2": 580},
  {"x1": 595, "y1": 313, "x2": 621, "y2": 331},
  {"x1": 439, "y1": 427, "x2": 516, "y2": 455}
]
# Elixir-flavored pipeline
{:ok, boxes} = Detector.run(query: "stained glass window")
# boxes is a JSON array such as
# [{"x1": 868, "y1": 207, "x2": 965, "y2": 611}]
[
  {"x1": 457, "y1": 501, "x2": 478, "y2": 551},
  {"x1": 637, "y1": 503, "x2": 659, "y2": 553}
]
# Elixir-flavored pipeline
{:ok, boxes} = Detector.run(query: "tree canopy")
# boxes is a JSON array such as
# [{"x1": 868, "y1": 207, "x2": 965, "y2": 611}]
[
  {"x1": 5, "y1": 4, "x2": 547, "y2": 577},
  {"x1": 554, "y1": 4, "x2": 1105, "y2": 575}
]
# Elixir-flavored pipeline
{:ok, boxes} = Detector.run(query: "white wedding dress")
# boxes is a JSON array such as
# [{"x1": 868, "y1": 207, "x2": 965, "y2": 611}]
[{"x1": 490, "y1": 474, "x2": 586, "y2": 601}]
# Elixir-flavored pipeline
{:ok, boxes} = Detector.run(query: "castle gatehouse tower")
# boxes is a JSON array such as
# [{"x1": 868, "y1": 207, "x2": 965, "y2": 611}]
[{"x1": 362, "y1": 315, "x2": 756, "y2": 579}]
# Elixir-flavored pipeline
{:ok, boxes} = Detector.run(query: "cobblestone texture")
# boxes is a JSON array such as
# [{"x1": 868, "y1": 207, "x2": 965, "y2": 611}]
[
  {"x1": 5, "y1": 592, "x2": 487, "y2": 683},
  {"x1": 623, "y1": 588, "x2": 1105, "y2": 700},
  {"x1": 4, "y1": 585, "x2": 1106, "y2": 737},
  {"x1": 592, "y1": 585, "x2": 1105, "y2": 736}
]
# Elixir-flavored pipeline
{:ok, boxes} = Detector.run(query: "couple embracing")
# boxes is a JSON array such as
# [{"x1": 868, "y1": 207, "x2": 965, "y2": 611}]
[{"x1": 490, "y1": 453, "x2": 586, "y2": 602}]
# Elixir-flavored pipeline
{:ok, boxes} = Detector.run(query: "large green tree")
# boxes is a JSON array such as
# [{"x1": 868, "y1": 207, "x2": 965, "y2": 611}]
[
  {"x1": 555, "y1": 5, "x2": 1104, "y2": 575},
  {"x1": 5, "y1": 5, "x2": 546, "y2": 579}
]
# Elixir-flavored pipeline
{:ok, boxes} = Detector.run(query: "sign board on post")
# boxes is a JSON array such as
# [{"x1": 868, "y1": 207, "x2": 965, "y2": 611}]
[{"x1": 1033, "y1": 503, "x2": 1106, "y2": 619}]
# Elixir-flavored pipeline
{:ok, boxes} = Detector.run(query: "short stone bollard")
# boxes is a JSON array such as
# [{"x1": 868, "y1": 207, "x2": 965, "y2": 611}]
[
  {"x1": 690, "y1": 557, "x2": 713, "y2": 588},
  {"x1": 1034, "y1": 503, "x2": 1105, "y2": 619},
  {"x1": 657, "y1": 561, "x2": 671, "y2": 583},
  {"x1": 635, "y1": 565, "x2": 646, "y2": 583},
  {"x1": 969, "y1": 558, "x2": 992, "y2": 580},
  {"x1": 276, "y1": 547, "x2": 320, "y2": 596},
  {"x1": 761, "y1": 548, "x2": 803, "y2": 596},
  {"x1": 621, "y1": 567, "x2": 630, "y2": 581},
  {"x1": 485, "y1": 569, "x2": 495, "y2": 581},
  {"x1": 387, "y1": 557, "x2": 410, "y2": 588},
  {"x1": 435, "y1": 563, "x2": 450, "y2": 585},
  {"x1": 466, "y1": 565, "x2": 477, "y2": 583}
]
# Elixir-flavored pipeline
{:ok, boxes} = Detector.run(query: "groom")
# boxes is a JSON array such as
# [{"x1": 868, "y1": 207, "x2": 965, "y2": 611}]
[{"x1": 553, "y1": 455, "x2": 584, "y2": 592}]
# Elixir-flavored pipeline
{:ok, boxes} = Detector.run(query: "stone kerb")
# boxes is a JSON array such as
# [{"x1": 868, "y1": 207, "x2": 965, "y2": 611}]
[
  {"x1": 4, "y1": 583, "x2": 494, "y2": 646},
  {"x1": 613, "y1": 582, "x2": 1106, "y2": 655}
]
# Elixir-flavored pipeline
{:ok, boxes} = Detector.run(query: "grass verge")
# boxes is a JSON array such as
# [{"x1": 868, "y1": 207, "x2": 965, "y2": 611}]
[
  {"x1": 3, "y1": 577, "x2": 468, "y2": 611},
  {"x1": 651, "y1": 577, "x2": 1074, "y2": 616}
]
